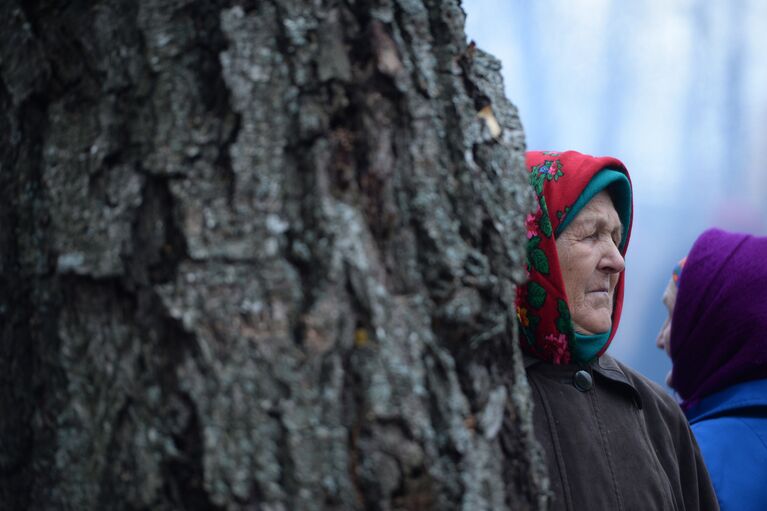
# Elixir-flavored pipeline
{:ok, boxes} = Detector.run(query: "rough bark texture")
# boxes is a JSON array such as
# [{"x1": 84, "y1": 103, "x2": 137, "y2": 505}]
[{"x1": 0, "y1": 1, "x2": 545, "y2": 510}]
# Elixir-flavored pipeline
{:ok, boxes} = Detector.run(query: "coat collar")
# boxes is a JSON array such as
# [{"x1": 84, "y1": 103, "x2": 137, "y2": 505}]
[
  {"x1": 524, "y1": 353, "x2": 644, "y2": 409},
  {"x1": 685, "y1": 378, "x2": 767, "y2": 424}
]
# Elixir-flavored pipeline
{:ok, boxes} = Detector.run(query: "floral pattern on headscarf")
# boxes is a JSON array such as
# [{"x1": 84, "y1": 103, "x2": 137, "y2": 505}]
[{"x1": 516, "y1": 151, "x2": 633, "y2": 364}]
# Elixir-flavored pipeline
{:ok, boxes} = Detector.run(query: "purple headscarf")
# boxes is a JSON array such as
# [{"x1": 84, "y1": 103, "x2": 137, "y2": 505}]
[{"x1": 670, "y1": 228, "x2": 767, "y2": 409}]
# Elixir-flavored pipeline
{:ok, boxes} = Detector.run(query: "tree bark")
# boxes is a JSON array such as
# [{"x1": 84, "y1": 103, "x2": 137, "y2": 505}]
[{"x1": 0, "y1": 1, "x2": 546, "y2": 509}]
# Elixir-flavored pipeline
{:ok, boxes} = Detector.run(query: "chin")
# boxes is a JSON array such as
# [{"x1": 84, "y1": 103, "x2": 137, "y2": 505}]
[
  {"x1": 573, "y1": 308, "x2": 613, "y2": 335},
  {"x1": 582, "y1": 318, "x2": 612, "y2": 335}
]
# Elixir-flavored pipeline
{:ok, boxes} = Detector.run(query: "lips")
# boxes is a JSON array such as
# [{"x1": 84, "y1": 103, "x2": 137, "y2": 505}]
[{"x1": 588, "y1": 280, "x2": 612, "y2": 294}]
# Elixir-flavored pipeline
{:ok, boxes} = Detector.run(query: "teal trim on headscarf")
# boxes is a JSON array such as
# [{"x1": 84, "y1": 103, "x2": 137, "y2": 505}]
[
  {"x1": 555, "y1": 169, "x2": 632, "y2": 250},
  {"x1": 573, "y1": 331, "x2": 611, "y2": 363}
]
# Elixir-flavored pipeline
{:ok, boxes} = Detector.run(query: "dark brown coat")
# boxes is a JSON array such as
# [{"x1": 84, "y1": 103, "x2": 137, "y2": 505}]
[{"x1": 525, "y1": 354, "x2": 719, "y2": 511}]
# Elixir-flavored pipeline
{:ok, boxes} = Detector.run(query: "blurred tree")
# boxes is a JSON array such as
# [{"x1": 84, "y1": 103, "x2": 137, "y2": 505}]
[{"x1": 0, "y1": 1, "x2": 545, "y2": 509}]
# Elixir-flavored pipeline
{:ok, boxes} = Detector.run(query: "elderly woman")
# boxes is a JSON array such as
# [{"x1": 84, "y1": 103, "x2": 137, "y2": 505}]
[
  {"x1": 657, "y1": 228, "x2": 767, "y2": 510},
  {"x1": 516, "y1": 151, "x2": 718, "y2": 510}
]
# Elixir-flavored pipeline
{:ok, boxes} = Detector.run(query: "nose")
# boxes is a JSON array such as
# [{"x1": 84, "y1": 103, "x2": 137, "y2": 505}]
[
  {"x1": 599, "y1": 240, "x2": 625, "y2": 275},
  {"x1": 656, "y1": 319, "x2": 669, "y2": 350}
]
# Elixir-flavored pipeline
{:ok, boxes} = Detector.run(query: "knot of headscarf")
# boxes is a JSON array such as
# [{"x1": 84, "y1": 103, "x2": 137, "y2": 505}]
[{"x1": 516, "y1": 151, "x2": 633, "y2": 364}]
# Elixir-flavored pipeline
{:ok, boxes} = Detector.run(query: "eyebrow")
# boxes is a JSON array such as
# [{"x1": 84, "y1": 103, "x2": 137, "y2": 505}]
[{"x1": 570, "y1": 214, "x2": 623, "y2": 239}]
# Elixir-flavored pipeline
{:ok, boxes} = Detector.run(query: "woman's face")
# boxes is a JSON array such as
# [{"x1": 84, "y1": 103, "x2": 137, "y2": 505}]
[
  {"x1": 657, "y1": 278, "x2": 676, "y2": 356},
  {"x1": 556, "y1": 191, "x2": 625, "y2": 335},
  {"x1": 657, "y1": 277, "x2": 677, "y2": 385}
]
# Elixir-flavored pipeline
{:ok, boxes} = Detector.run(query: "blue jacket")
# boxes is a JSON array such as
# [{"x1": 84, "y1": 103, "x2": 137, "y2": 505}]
[{"x1": 685, "y1": 378, "x2": 767, "y2": 511}]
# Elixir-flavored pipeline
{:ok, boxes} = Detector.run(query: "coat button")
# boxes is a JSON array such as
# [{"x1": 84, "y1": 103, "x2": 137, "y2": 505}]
[{"x1": 573, "y1": 370, "x2": 593, "y2": 392}]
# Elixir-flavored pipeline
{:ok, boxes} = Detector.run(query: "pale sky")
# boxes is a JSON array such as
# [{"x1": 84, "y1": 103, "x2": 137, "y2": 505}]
[{"x1": 463, "y1": 0, "x2": 767, "y2": 386}]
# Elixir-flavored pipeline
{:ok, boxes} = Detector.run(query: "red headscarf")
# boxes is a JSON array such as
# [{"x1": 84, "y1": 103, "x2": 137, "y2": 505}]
[{"x1": 515, "y1": 151, "x2": 633, "y2": 364}]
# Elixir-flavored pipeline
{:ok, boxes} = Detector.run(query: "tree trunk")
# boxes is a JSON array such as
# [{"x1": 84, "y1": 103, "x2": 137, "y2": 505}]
[{"x1": 0, "y1": 1, "x2": 546, "y2": 509}]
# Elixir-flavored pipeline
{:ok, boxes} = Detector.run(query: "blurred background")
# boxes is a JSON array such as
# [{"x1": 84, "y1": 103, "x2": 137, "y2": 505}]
[{"x1": 463, "y1": 0, "x2": 767, "y2": 389}]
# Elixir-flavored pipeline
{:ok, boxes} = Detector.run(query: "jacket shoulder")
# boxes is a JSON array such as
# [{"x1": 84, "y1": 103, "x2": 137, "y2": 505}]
[
  {"x1": 604, "y1": 355, "x2": 685, "y2": 419},
  {"x1": 692, "y1": 416, "x2": 767, "y2": 510}
]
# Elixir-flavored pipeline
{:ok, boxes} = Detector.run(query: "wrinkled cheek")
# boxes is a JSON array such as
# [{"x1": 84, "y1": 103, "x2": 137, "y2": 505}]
[{"x1": 587, "y1": 293, "x2": 612, "y2": 309}]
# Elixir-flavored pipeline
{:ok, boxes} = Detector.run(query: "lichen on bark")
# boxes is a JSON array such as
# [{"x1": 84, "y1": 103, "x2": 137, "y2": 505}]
[{"x1": 0, "y1": 1, "x2": 546, "y2": 510}]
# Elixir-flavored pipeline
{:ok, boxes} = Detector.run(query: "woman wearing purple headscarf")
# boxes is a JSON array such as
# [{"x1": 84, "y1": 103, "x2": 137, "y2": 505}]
[{"x1": 657, "y1": 228, "x2": 767, "y2": 510}]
